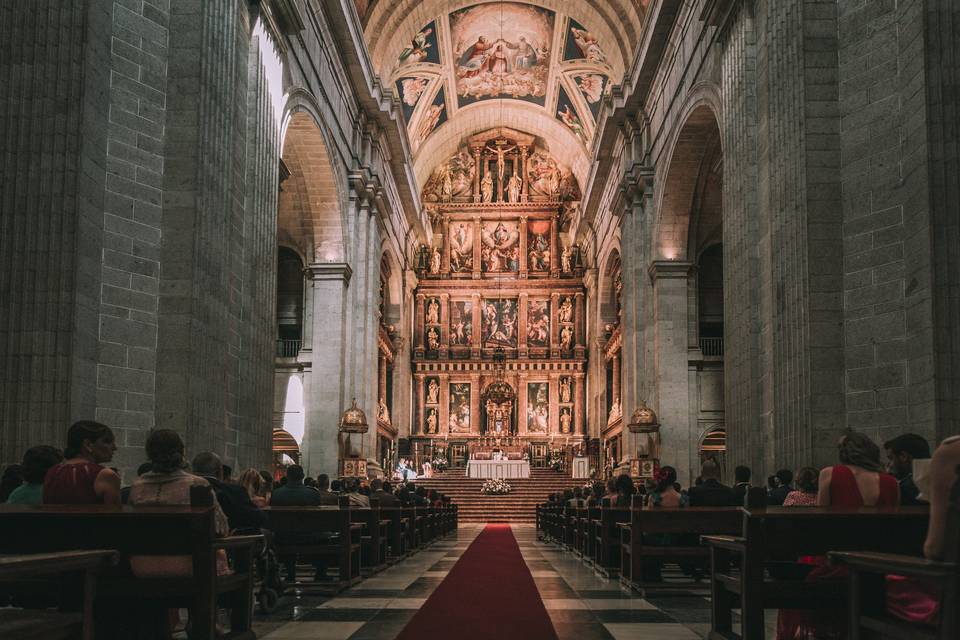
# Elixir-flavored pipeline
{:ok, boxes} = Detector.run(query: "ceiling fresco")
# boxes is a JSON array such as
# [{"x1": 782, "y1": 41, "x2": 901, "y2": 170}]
[{"x1": 362, "y1": 0, "x2": 650, "y2": 191}]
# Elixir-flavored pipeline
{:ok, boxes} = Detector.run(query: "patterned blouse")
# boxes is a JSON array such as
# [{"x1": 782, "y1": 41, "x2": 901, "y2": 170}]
[{"x1": 782, "y1": 490, "x2": 817, "y2": 506}]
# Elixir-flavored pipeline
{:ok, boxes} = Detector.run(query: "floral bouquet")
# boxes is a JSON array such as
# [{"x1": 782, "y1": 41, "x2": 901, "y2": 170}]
[
  {"x1": 549, "y1": 458, "x2": 564, "y2": 472},
  {"x1": 480, "y1": 478, "x2": 512, "y2": 495},
  {"x1": 431, "y1": 457, "x2": 448, "y2": 472}
]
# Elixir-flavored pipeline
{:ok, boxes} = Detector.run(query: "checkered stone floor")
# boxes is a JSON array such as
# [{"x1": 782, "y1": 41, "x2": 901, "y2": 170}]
[{"x1": 252, "y1": 524, "x2": 772, "y2": 639}]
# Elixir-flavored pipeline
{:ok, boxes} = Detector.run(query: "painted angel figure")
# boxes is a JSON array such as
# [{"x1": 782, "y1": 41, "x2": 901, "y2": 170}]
[
  {"x1": 570, "y1": 27, "x2": 606, "y2": 63},
  {"x1": 399, "y1": 27, "x2": 434, "y2": 65},
  {"x1": 559, "y1": 105, "x2": 588, "y2": 145},
  {"x1": 576, "y1": 74, "x2": 605, "y2": 103},
  {"x1": 400, "y1": 77, "x2": 428, "y2": 106}
]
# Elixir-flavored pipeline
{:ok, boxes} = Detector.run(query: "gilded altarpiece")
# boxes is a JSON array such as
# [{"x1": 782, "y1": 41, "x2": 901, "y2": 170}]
[{"x1": 412, "y1": 130, "x2": 586, "y2": 461}]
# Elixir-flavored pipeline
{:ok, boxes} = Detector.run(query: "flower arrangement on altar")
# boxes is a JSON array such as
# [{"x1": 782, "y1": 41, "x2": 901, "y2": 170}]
[
  {"x1": 431, "y1": 457, "x2": 448, "y2": 472},
  {"x1": 549, "y1": 458, "x2": 563, "y2": 472},
  {"x1": 480, "y1": 478, "x2": 511, "y2": 495}
]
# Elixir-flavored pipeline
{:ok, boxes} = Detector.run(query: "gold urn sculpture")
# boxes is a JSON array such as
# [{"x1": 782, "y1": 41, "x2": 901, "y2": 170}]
[{"x1": 338, "y1": 398, "x2": 369, "y2": 478}]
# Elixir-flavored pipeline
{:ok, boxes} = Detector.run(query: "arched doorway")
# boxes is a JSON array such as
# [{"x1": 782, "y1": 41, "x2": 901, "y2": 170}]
[
  {"x1": 699, "y1": 427, "x2": 727, "y2": 478},
  {"x1": 271, "y1": 428, "x2": 301, "y2": 480}
]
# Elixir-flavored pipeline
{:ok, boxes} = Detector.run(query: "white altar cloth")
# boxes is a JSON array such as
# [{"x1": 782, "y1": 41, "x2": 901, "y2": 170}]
[{"x1": 466, "y1": 459, "x2": 531, "y2": 479}]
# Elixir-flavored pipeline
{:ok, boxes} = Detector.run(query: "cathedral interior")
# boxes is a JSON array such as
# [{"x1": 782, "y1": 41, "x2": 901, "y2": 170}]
[{"x1": 1, "y1": 0, "x2": 959, "y2": 638}]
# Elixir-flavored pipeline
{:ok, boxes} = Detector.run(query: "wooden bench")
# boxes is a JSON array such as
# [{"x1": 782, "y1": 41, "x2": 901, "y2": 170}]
[
  {"x1": 592, "y1": 499, "x2": 631, "y2": 577},
  {"x1": 349, "y1": 507, "x2": 389, "y2": 574},
  {"x1": 704, "y1": 506, "x2": 929, "y2": 640},
  {"x1": 263, "y1": 506, "x2": 362, "y2": 592},
  {"x1": 829, "y1": 473, "x2": 959, "y2": 640},
  {"x1": 372, "y1": 504, "x2": 408, "y2": 560},
  {"x1": 0, "y1": 505, "x2": 261, "y2": 640},
  {"x1": 0, "y1": 550, "x2": 116, "y2": 640}
]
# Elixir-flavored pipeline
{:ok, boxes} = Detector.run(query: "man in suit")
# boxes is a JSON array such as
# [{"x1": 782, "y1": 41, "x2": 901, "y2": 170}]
[
  {"x1": 370, "y1": 478, "x2": 400, "y2": 507},
  {"x1": 315, "y1": 473, "x2": 339, "y2": 505},
  {"x1": 192, "y1": 452, "x2": 266, "y2": 533},
  {"x1": 346, "y1": 478, "x2": 370, "y2": 507},
  {"x1": 271, "y1": 465, "x2": 323, "y2": 506},
  {"x1": 884, "y1": 433, "x2": 931, "y2": 505},
  {"x1": 732, "y1": 465, "x2": 752, "y2": 506},
  {"x1": 768, "y1": 469, "x2": 794, "y2": 506},
  {"x1": 688, "y1": 460, "x2": 737, "y2": 507}
]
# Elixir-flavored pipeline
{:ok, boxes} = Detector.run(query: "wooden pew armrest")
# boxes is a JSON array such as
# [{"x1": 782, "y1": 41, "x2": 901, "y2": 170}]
[
  {"x1": 829, "y1": 551, "x2": 956, "y2": 580},
  {"x1": 702, "y1": 535, "x2": 746, "y2": 551},
  {"x1": 213, "y1": 534, "x2": 264, "y2": 550},
  {"x1": 616, "y1": 523, "x2": 631, "y2": 531}
]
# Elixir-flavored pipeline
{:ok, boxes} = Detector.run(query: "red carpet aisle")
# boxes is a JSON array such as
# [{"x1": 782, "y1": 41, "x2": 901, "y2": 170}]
[{"x1": 395, "y1": 524, "x2": 559, "y2": 640}]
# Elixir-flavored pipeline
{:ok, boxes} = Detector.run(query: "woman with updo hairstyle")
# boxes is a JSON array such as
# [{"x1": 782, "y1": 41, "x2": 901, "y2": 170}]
[
  {"x1": 128, "y1": 429, "x2": 229, "y2": 577},
  {"x1": 238, "y1": 468, "x2": 267, "y2": 507},
  {"x1": 645, "y1": 466, "x2": 688, "y2": 509},
  {"x1": 43, "y1": 421, "x2": 120, "y2": 504}
]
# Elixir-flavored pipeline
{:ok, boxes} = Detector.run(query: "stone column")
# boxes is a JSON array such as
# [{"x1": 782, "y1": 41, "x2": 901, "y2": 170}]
[
  {"x1": 414, "y1": 294, "x2": 425, "y2": 356},
  {"x1": 649, "y1": 260, "x2": 695, "y2": 484},
  {"x1": 549, "y1": 373, "x2": 559, "y2": 434},
  {"x1": 520, "y1": 146, "x2": 529, "y2": 202},
  {"x1": 550, "y1": 292, "x2": 561, "y2": 357},
  {"x1": 471, "y1": 293, "x2": 482, "y2": 357},
  {"x1": 611, "y1": 354, "x2": 621, "y2": 409},
  {"x1": 414, "y1": 375, "x2": 424, "y2": 435},
  {"x1": 378, "y1": 352, "x2": 388, "y2": 406},
  {"x1": 470, "y1": 373, "x2": 481, "y2": 435},
  {"x1": 574, "y1": 292, "x2": 585, "y2": 349},
  {"x1": 302, "y1": 262, "x2": 352, "y2": 478},
  {"x1": 518, "y1": 382, "x2": 528, "y2": 436},
  {"x1": 439, "y1": 375, "x2": 450, "y2": 437},
  {"x1": 472, "y1": 147, "x2": 482, "y2": 202},
  {"x1": 439, "y1": 293, "x2": 450, "y2": 358},
  {"x1": 518, "y1": 216, "x2": 528, "y2": 277},
  {"x1": 518, "y1": 292, "x2": 529, "y2": 356},
  {"x1": 574, "y1": 372, "x2": 585, "y2": 435},
  {"x1": 442, "y1": 218, "x2": 451, "y2": 273},
  {"x1": 550, "y1": 218, "x2": 559, "y2": 278},
  {"x1": 473, "y1": 217, "x2": 482, "y2": 279}
]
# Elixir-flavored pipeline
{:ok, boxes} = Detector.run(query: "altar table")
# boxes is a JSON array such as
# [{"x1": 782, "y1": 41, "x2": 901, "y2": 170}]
[{"x1": 466, "y1": 459, "x2": 531, "y2": 479}]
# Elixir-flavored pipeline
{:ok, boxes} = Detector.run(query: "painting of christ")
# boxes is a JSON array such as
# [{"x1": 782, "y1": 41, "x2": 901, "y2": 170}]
[
  {"x1": 449, "y1": 301, "x2": 473, "y2": 346},
  {"x1": 527, "y1": 300, "x2": 550, "y2": 348},
  {"x1": 481, "y1": 221, "x2": 520, "y2": 273},
  {"x1": 527, "y1": 219, "x2": 551, "y2": 271},
  {"x1": 449, "y1": 3, "x2": 554, "y2": 107},
  {"x1": 449, "y1": 383, "x2": 471, "y2": 433},
  {"x1": 526, "y1": 382, "x2": 549, "y2": 433},
  {"x1": 481, "y1": 298, "x2": 518, "y2": 348},
  {"x1": 448, "y1": 221, "x2": 474, "y2": 272}
]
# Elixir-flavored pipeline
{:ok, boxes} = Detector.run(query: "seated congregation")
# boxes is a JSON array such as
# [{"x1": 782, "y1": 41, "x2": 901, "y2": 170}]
[
  {"x1": 0, "y1": 421, "x2": 457, "y2": 639},
  {"x1": 537, "y1": 430, "x2": 960, "y2": 640}
]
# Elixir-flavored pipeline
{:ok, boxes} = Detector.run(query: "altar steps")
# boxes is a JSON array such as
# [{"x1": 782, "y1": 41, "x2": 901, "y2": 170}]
[{"x1": 412, "y1": 468, "x2": 584, "y2": 523}]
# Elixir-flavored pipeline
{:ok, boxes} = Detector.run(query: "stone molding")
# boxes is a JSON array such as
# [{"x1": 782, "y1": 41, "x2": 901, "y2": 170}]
[
  {"x1": 647, "y1": 260, "x2": 694, "y2": 281},
  {"x1": 306, "y1": 262, "x2": 353, "y2": 284}
]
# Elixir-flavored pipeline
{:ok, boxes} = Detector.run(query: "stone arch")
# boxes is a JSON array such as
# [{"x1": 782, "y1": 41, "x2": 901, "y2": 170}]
[
  {"x1": 278, "y1": 109, "x2": 347, "y2": 264},
  {"x1": 654, "y1": 94, "x2": 723, "y2": 261},
  {"x1": 598, "y1": 246, "x2": 622, "y2": 327}
]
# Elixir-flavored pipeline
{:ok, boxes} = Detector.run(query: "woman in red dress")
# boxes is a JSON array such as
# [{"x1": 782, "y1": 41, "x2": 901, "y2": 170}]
[
  {"x1": 776, "y1": 430, "x2": 899, "y2": 639},
  {"x1": 43, "y1": 420, "x2": 121, "y2": 505}
]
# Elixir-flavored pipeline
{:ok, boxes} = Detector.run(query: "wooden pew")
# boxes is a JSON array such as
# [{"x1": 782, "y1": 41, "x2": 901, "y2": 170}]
[
  {"x1": 581, "y1": 504, "x2": 601, "y2": 560},
  {"x1": 0, "y1": 550, "x2": 116, "y2": 640},
  {"x1": 349, "y1": 507, "x2": 389, "y2": 574},
  {"x1": 829, "y1": 473, "x2": 959, "y2": 640},
  {"x1": 374, "y1": 504, "x2": 408, "y2": 561},
  {"x1": 704, "y1": 506, "x2": 929, "y2": 640},
  {"x1": 592, "y1": 499, "x2": 632, "y2": 577},
  {"x1": 619, "y1": 489, "x2": 766, "y2": 593},
  {"x1": 402, "y1": 506, "x2": 422, "y2": 550},
  {"x1": 0, "y1": 505, "x2": 261, "y2": 640},
  {"x1": 263, "y1": 506, "x2": 362, "y2": 592}
]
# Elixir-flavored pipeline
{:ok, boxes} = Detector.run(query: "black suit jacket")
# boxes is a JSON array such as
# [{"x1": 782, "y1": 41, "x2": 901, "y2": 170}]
[
  {"x1": 688, "y1": 479, "x2": 738, "y2": 507},
  {"x1": 204, "y1": 476, "x2": 267, "y2": 532},
  {"x1": 372, "y1": 490, "x2": 401, "y2": 507}
]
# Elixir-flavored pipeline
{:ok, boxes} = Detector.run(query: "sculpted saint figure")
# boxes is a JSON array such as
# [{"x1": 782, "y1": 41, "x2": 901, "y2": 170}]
[
  {"x1": 559, "y1": 297, "x2": 574, "y2": 323},
  {"x1": 561, "y1": 245, "x2": 572, "y2": 272},
  {"x1": 430, "y1": 247, "x2": 442, "y2": 274},
  {"x1": 560, "y1": 325, "x2": 574, "y2": 351},
  {"x1": 560, "y1": 408, "x2": 572, "y2": 433},
  {"x1": 426, "y1": 298, "x2": 439, "y2": 324},
  {"x1": 427, "y1": 379, "x2": 440, "y2": 404},
  {"x1": 426, "y1": 409, "x2": 438, "y2": 434},
  {"x1": 378, "y1": 397, "x2": 390, "y2": 423},
  {"x1": 427, "y1": 326, "x2": 440, "y2": 351},
  {"x1": 559, "y1": 378, "x2": 571, "y2": 403},
  {"x1": 481, "y1": 172, "x2": 494, "y2": 203},
  {"x1": 507, "y1": 173, "x2": 521, "y2": 203}
]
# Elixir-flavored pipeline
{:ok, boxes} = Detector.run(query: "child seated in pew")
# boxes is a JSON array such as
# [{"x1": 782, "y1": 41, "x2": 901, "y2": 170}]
[{"x1": 5, "y1": 445, "x2": 62, "y2": 505}]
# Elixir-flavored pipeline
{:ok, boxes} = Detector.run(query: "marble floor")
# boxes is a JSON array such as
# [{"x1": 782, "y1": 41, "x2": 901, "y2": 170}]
[{"x1": 253, "y1": 524, "x2": 776, "y2": 639}]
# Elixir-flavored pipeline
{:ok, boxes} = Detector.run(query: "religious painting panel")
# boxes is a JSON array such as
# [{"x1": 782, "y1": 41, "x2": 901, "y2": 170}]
[
  {"x1": 449, "y1": 3, "x2": 555, "y2": 107},
  {"x1": 527, "y1": 219, "x2": 551, "y2": 272},
  {"x1": 413, "y1": 85, "x2": 448, "y2": 151},
  {"x1": 481, "y1": 298, "x2": 518, "y2": 348},
  {"x1": 448, "y1": 383, "x2": 471, "y2": 433},
  {"x1": 573, "y1": 72, "x2": 607, "y2": 119},
  {"x1": 526, "y1": 299, "x2": 550, "y2": 348},
  {"x1": 398, "y1": 20, "x2": 441, "y2": 67},
  {"x1": 449, "y1": 300, "x2": 473, "y2": 346},
  {"x1": 448, "y1": 220, "x2": 474, "y2": 272},
  {"x1": 526, "y1": 382, "x2": 549, "y2": 433},
  {"x1": 562, "y1": 18, "x2": 607, "y2": 64},
  {"x1": 481, "y1": 221, "x2": 519, "y2": 272},
  {"x1": 557, "y1": 85, "x2": 588, "y2": 147},
  {"x1": 396, "y1": 75, "x2": 432, "y2": 123}
]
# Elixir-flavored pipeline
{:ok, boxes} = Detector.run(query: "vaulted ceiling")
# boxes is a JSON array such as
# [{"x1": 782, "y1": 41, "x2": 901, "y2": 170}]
[{"x1": 357, "y1": 1, "x2": 651, "y2": 193}]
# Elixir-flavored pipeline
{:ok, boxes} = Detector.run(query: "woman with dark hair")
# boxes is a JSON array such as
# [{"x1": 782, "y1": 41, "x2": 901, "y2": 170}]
[
  {"x1": 782, "y1": 467, "x2": 818, "y2": 506},
  {"x1": 613, "y1": 473, "x2": 636, "y2": 507},
  {"x1": 0, "y1": 464, "x2": 24, "y2": 503},
  {"x1": 43, "y1": 421, "x2": 120, "y2": 504},
  {"x1": 6, "y1": 447, "x2": 63, "y2": 504},
  {"x1": 645, "y1": 466, "x2": 688, "y2": 508},
  {"x1": 777, "y1": 430, "x2": 899, "y2": 639}
]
